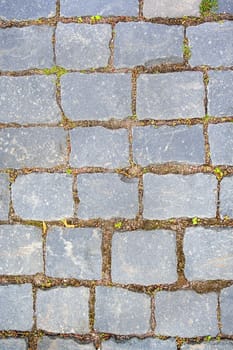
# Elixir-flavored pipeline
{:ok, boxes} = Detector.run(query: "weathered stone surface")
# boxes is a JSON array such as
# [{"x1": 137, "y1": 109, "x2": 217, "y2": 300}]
[
  {"x1": 143, "y1": 174, "x2": 217, "y2": 219},
  {"x1": 38, "y1": 337, "x2": 95, "y2": 350},
  {"x1": 217, "y1": 0, "x2": 233, "y2": 13},
  {"x1": 137, "y1": 72, "x2": 205, "y2": 119},
  {"x1": 77, "y1": 174, "x2": 138, "y2": 219},
  {"x1": 114, "y1": 23, "x2": 183, "y2": 68},
  {"x1": 70, "y1": 127, "x2": 129, "y2": 168},
  {"x1": 111, "y1": 230, "x2": 177, "y2": 285},
  {"x1": 184, "y1": 227, "x2": 233, "y2": 281},
  {"x1": 220, "y1": 177, "x2": 233, "y2": 218},
  {"x1": 187, "y1": 22, "x2": 233, "y2": 67},
  {"x1": 182, "y1": 341, "x2": 233, "y2": 349},
  {"x1": 56, "y1": 23, "x2": 111, "y2": 69},
  {"x1": 155, "y1": 291, "x2": 218, "y2": 337},
  {"x1": 102, "y1": 338, "x2": 177, "y2": 350},
  {"x1": 132, "y1": 125, "x2": 205, "y2": 165},
  {"x1": 0, "y1": 338, "x2": 27, "y2": 350},
  {"x1": 0, "y1": 128, "x2": 67, "y2": 168},
  {"x1": 220, "y1": 286, "x2": 233, "y2": 334},
  {"x1": 0, "y1": 225, "x2": 43, "y2": 275},
  {"x1": 0, "y1": 26, "x2": 53, "y2": 70},
  {"x1": 0, "y1": 76, "x2": 60, "y2": 124},
  {"x1": 209, "y1": 123, "x2": 233, "y2": 164},
  {"x1": 143, "y1": 0, "x2": 200, "y2": 18},
  {"x1": 208, "y1": 71, "x2": 233, "y2": 117},
  {"x1": 36, "y1": 287, "x2": 89, "y2": 333},
  {"x1": 46, "y1": 227, "x2": 102, "y2": 279},
  {"x1": 0, "y1": 284, "x2": 33, "y2": 330},
  {"x1": 60, "y1": 0, "x2": 138, "y2": 16},
  {"x1": 0, "y1": 174, "x2": 10, "y2": 220},
  {"x1": 95, "y1": 287, "x2": 151, "y2": 334},
  {"x1": 61, "y1": 73, "x2": 131, "y2": 121},
  {"x1": 12, "y1": 174, "x2": 73, "y2": 220},
  {"x1": 0, "y1": 0, "x2": 56, "y2": 20}
]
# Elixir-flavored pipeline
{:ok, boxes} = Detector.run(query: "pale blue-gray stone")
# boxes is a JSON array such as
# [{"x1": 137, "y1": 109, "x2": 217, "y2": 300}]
[
  {"x1": 209, "y1": 123, "x2": 233, "y2": 164},
  {"x1": 0, "y1": 174, "x2": 10, "y2": 220},
  {"x1": 0, "y1": 338, "x2": 27, "y2": 350},
  {"x1": 0, "y1": 0, "x2": 56, "y2": 20},
  {"x1": 220, "y1": 177, "x2": 233, "y2": 218},
  {"x1": 36, "y1": 287, "x2": 89, "y2": 333},
  {"x1": 182, "y1": 341, "x2": 233, "y2": 349},
  {"x1": 61, "y1": 73, "x2": 131, "y2": 121},
  {"x1": 217, "y1": 0, "x2": 233, "y2": 13},
  {"x1": 137, "y1": 72, "x2": 205, "y2": 119},
  {"x1": 114, "y1": 23, "x2": 184, "y2": 68},
  {"x1": 155, "y1": 291, "x2": 218, "y2": 337},
  {"x1": 102, "y1": 338, "x2": 177, "y2": 350},
  {"x1": 220, "y1": 286, "x2": 233, "y2": 334},
  {"x1": 38, "y1": 337, "x2": 95, "y2": 350},
  {"x1": 95, "y1": 287, "x2": 151, "y2": 334},
  {"x1": 143, "y1": 0, "x2": 200, "y2": 17}
]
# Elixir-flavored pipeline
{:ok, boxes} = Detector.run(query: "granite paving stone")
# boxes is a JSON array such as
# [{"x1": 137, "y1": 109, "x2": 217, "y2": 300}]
[
  {"x1": 220, "y1": 177, "x2": 233, "y2": 218},
  {"x1": 181, "y1": 341, "x2": 233, "y2": 349},
  {"x1": 102, "y1": 338, "x2": 177, "y2": 350},
  {"x1": 137, "y1": 72, "x2": 205, "y2": 119},
  {"x1": 143, "y1": 0, "x2": 200, "y2": 18},
  {"x1": 38, "y1": 337, "x2": 95, "y2": 350},
  {"x1": 95, "y1": 287, "x2": 151, "y2": 334},
  {"x1": 217, "y1": 0, "x2": 233, "y2": 13},
  {"x1": 61, "y1": 73, "x2": 131, "y2": 121},
  {"x1": 0, "y1": 174, "x2": 10, "y2": 220},
  {"x1": 209, "y1": 123, "x2": 233, "y2": 164},
  {"x1": 0, "y1": 338, "x2": 27, "y2": 350},
  {"x1": 0, "y1": 0, "x2": 56, "y2": 20},
  {"x1": 111, "y1": 230, "x2": 177, "y2": 285},
  {"x1": 143, "y1": 174, "x2": 217, "y2": 219},
  {"x1": 155, "y1": 291, "x2": 218, "y2": 337},
  {"x1": 220, "y1": 286, "x2": 233, "y2": 334},
  {"x1": 114, "y1": 23, "x2": 184, "y2": 68},
  {"x1": 36, "y1": 287, "x2": 89, "y2": 333}
]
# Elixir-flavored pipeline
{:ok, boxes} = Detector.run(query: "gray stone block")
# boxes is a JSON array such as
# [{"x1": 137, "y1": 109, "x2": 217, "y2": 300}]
[
  {"x1": 102, "y1": 338, "x2": 177, "y2": 350},
  {"x1": 36, "y1": 287, "x2": 89, "y2": 333},
  {"x1": 137, "y1": 72, "x2": 205, "y2": 119},
  {"x1": 217, "y1": 0, "x2": 233, "y2": 13},
  {"x1": 143, "y1": 0, "x2": 200, "y2": 17},
  {"x1": 38, "y1": 337, "x2": 95, "y2": 350},
  {"x1": 181, "y1": 341, "x2": 233, "y2": 350},
  {"x1": 0, "y1": 0, "x2": 56, "y2": 20},
  {"x1": 77, "y1": 174, "x2": 138, "y2": 219},
  {"x1": 0, "y1": 338, "x2": 27, "y2": 350},
  {"x1": 184, "y1": 227, "x2": 233, "y2": 281},
  {"x1": 0, "y1": 284, "x2": 33, "y2": 330},
  {"x1": 12, "y1": 173, "x2": 73, "y2": 220},
  {"x1": 0, "y1": 26, "x2": 53, "y2": 71},
  {"x1": 220, "y1": 177, "x2": 233, "y2": 218},
  {"x1": 0, "y1": 127, "x2": 67, "y2": 168},
  {"x1": 111, "y1": 230, "x2": 177, "y2": 285},
  {"x1": 114, "y1": 23, "x2": 183, "y2": 68},
  {"x1": 133, "y1": 125, "x2": 205, "y2": 165},
  {"x1": 143, "y1": 174, "x2": 217, "y2": 219},
  {"x1": 95, "y1": 287, "x2": 151, "y2": 334},
  {"x1": 187, "y1": 22, "x2": 233, "y2": 67},
  {"x1": 220, "y1": 286, "x2": 233, "y2": 334},
  {"x1": 0, "y1": 225, "x2": 43, "y2": 275},
  {"x1": 0, "y1": 76, "x2": 60, "y2": 124},
  {"x1": 46, "y1": 227, "x2": 102, "y2": 279},
  {"x1": 155, "y1": 291, "x2": 218, "y2": 337},
  {"x1": 0, "y1": 174, "x2": 10, "y2": 220},
  {"x1": 209, "y1": 123, "x2": 233, "y2": 164},
  {"x1": 56, "y1": 23, "x2": 111, "y2": 69},
  {"x1": 61, "y1": 73, "x2": 131, "y2": 121}
]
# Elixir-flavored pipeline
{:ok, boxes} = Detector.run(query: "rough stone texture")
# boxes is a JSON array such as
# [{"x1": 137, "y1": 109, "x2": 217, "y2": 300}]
[
  {"x1": 0, "y1": 174, "x2": 10, "y2": 220},
  {"x1": 0, "y1": 0, "x2": 56, "y2": 20},
  {"x1": 12, "y1": 174, "x2": 73, "y2": 220},
  {"x1": 182, "y1": 341, "x2": 233, "y2": 350},
  {"x1": 61, "y1": 73, "x2": 131, "y2": 121},
  {"x1": 187, "y1": 22, "x2": 233, "y2": 67},
  {"x1": 220, "y1": 286, "x2": 233, "y2": 334},
  {"x1": 102, "y1": 338, "x2": 177, "y2": 350},
  {"x1": 209, "y1": 123, "x2": 233, "y2": 165},
  {"x1": 114, "y1": 23, "x2": 183, "y2": 68},
  {"x1": 60, "y1": 0, "x2": 138, "y2": 16},
  {"x1": 0, "y1": 26, "x2": 53, "y2": 71},
  {"x1": 0, "y1": 284, "x2": 33, "y2": 330},
  {"x1": 56, "y1": 23, "x2": 111, "y2": 69},
  {"x1": 132, "y1": 125, "x2": 205, "y2": 165},
  {"x1": 184, "y1": 227, "x2": 233, "y2": 281},
  {"x1": 217, "y1": 0, "x2": 233, "y2": 13},
  {"x1": 143, "y1": 0, "x2": 200, "y2": 18},
  {"x1": 77, "y1": 174, "x2": 138, "y2": 219},
  {"x1": 95, "y1": 287, "x2": 151, "y2": 334},
  {"x1": 0, "y1": 225, "x2": 43, "y2": 275},
  {"x1": 36, "y1": 287, "x2": 89, "y2": 333},
  {"x1": 111, "y1": 230, "x2": 177, "y2": 285},
  {"x1": 137, "y1": 72, "x2": 205, "y2": 119},
  {"x1": 143, "y1": 174, "x2": 217, "y2": 219},
  {"x1": 220, "y1": 177, "x2": 233, "y2": 218},
  {"x1": 70, "y1": 127, "x2": 129, "y2": 168},
  {"x1": 208, "y1": 71, "x2": 233, "y2": 117},
  {"x1": 38, "y1": 337, "x2": 95, "y2": 350},
  {"x1": 155, "y1": 291, "x2": 218, "y2": 337},
  {"x1": 0, "y1": 338, "x2": 27, "y2": 350},
  {"x1": 0, "y1": 76, "x2": 60, "y2": 124},
  {"x1": 0, "y1": 128, "x2": 67, "y2": 168},
  {"x1": 46, "y1": 227, "x2": 102, "y2": 280}
]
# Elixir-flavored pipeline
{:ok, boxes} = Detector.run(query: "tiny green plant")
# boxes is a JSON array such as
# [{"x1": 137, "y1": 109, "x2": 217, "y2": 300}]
[
  {"x1": 114, "y1": 221, "x2": 123, "y2": 229},
  {"x1": 77, "y1": 17, "x2": 83, "y2": 23},
  {"x1": 204, "y1": 335, "x2": 212, "y2": 342},
  {"x1": 66, "y1": 168, "x2": 72, "y2": 175},
  {"x1": 192, "y1": 217, "x2": 199, "y2": 225},
  {"x1": 91, "y1": 15, "x2": 102, "y2": 22},
  {"x1": 214, "y1": 167, "x2": 223, "y2": 180},
  {"x1": 200, "y1": 0, "x2": 218, "y2": 16},
  {"x1": 43, "y1": 66, "x2": 68, "y2": 78}
]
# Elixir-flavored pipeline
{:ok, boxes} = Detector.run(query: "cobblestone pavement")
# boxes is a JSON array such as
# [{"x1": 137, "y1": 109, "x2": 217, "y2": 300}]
[{"x1": 0, "y1": 0, "x2": 233, "y2": 349}]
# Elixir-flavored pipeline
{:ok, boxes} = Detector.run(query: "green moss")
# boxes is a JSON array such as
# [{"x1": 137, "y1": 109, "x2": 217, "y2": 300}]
[
  {"x1": 200, "y1": 0, "x2": 218, "y2": 16},
  {"x1": 182, "y1": 40, "x2": 192, "y2": 60},
  {"x1": 214, "y1": 167, "x2": 223, "y2": 180},
  {"x1": 42, "y1": 66, "x2": 68, "y2": 78},
  {"x1": 114, "y1": 221, "x2": 123, "y2": 229},
  {"x1": 91, "y1": 15, "x2": 102, "y2": 22}
]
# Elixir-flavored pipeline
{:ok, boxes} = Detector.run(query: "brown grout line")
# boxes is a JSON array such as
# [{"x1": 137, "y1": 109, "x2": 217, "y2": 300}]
[
  {"x1": 128, "y1": 127, "x2": 134, "y2": 166},
  {"x1": 202, "y1": 69, "x2": 212, "y2": 165},
  {"x1": 65, "y1": 130, "x2": 71, "y2": 166},
  {"x1": 138, "y1": 175, "x2": 144, "y2": 220},
  {"x1": 216, "y1": 180, "x2": 221, "y2": 220},
  {"x1": 176, "y1": 227, "x2": 188, "y2": 287},
  {"x1": 139, "y1": 0, "x2": 144, "y2": 18},
  {"x1": 32, "y1": 285, "x2": 37, "y2": 348},
  {"x1": 52, "y1": 26, "x2": 57, "y2": 65},
  {"x1": 42, "y1": 223, "x2": 47, "y2": 275},
  {"x1": 101, "y1": 227, "x2": 113, "y2": 283},
  {"x1": 150, "y1": 294, "x2": 156, "y2": 332},
  {"x1": 217, "y1": 292, "x2": 222, "y2": 335},
  {"x1": 108, "y1": 23, "x2": 116, "y2": 69},
  {"x1": 72, "y1": 174, "x2": 79, "y2": 218},
  {"x1": 89, "y1": 285, "x2": 96, "y2": 332},
  {"x1": 203, "y1": 123, "x2": 211, "y2": 165},
  {"x1": 131, "y1": 70, "x2": 138, "y2": 116},
  {"x1": 56, "y1": 0, "x2": 61, "y2": 17}
]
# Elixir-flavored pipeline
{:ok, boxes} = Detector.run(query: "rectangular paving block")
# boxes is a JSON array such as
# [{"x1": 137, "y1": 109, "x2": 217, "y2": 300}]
[
  {"x1": 61, "y1": 73, "x2": 131, "y2": 121},
  {"x1": 0, "y1": 174, "x2": 10, "y2": 220},
  {"x1": 36, "y1": 287, "x2": 89, "y2": 333},
  {"x1": 12, "y1": 173, "x2": 74, "y2": 220},
  {"x1": 38, "y1": 337, "x2": 95, "y2": 350},
  {"x1": 0, "y1": 225, "x2": 43, "y2": 275},
  {"x1": 209, "y1": 123, "x2": 233, "y2": 164},
  {"x1": 77, "y1": 173, "x2": 138, "y2": 219},
  {"x1": 143, "y1": 0, "x2": 200, "y2": 17},
  {"x1": 0, "y1": 127, "x2": 67, "y2": 168},
  {"x1": 0, "y1": 284, "x2": 33, "y2": 330},
  {"x1": 132, "y1": 125, "x2": 205, "y2": 165},
  {"x1": 187, "y1": 22, "x2": 233, "y2": 67},
  {"x1": 0, "y1": 26, "x2": 54, "y2": 71},
  {"x1": 95, "y1": 287, "x2": 151, "y2": 334},
  {"x1": 137, "y1": 72, "x2": 205, "y2": 119},
  {"x1": 56, "y1": 23, "x2": 111, "y2": 69},
  {"x1": 182, "y1": 341, "x2": 233, "y2": 349},
  {"x1": 102, "y1": 338, "x2": 177, "y2": 350},
  {"x1": 111, "y1": 230, "x2": 177, "y2": 285},
  {"x1": 0, "y1": 76, "x2": 60, "y2": 124},
  {"x1": 220, "y1": 177, "x2": 233, "y2": 218},
  {"x1": 46, "y1": 227, "x2": 102, "y2": 280},
  {"x1": 155, "y1": 291, "x2": 218, "y2": 337},
  {"x1": 0, "y1": 338, "x2": 27, "y2": 350},
  {"x1": 143, "y1": 174, "x2": 217, "y2": 219},
  {"x1": 220, "y1": 286, "x2": 233, "y2": 334},
  {"x1": 217, "y1": 0, "x2": 233, "y2": 13},
  {"x1": 184, "y1": 227, "x2": 233, "y2": 281},
  {"x1": 0, "y1": 0, "x2": 56, "y2": 20}
]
